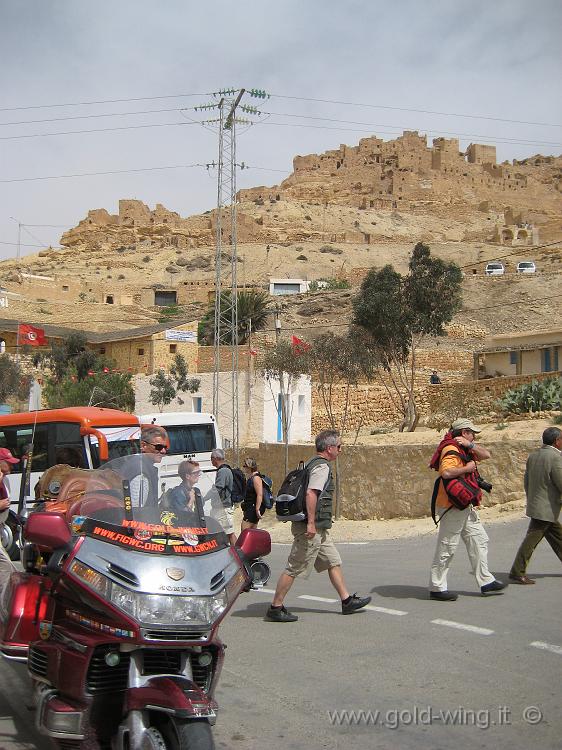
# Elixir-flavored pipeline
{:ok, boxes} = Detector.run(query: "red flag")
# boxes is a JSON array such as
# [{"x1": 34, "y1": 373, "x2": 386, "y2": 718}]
[
  {"x1": 18, "y1": 323, "x2": 47, "y2": 347},
  {"x1": 291, "y1": 335, "x2": 310, "y2": 355}
]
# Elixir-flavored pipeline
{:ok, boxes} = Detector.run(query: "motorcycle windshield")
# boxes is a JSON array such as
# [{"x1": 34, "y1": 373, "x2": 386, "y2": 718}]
[{"x1": 69, "y1": 453, "x2": 230, "y2": 556}]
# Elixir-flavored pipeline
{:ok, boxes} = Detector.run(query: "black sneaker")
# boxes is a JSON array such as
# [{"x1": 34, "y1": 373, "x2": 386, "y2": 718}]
[
  {"x1": 265, "y1": 605, "x2": 298, "y2": 622},
  {"x1": 342, "y1": 593, "x2": 371, "y2": 615},
  {"x1": 429, "y1": 591, "x2": 458, "y2": 601},
  {"x1": 481, "y1": 580, "x2": 507, "y2": 596}
]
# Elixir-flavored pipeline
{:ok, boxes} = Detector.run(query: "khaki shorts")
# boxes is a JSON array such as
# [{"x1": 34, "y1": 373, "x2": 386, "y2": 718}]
[
  {"x1": 209, "y1": 504, "x2": 235, "y2": 535},
  {"x1": 285, "y1": 524, "x2": 342, "y2": 579}
]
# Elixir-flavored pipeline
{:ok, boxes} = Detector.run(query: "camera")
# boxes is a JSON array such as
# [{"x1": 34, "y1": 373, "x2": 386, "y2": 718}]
[{"x1": 477, "y1": 477, "x2": 492, "y2": 493}]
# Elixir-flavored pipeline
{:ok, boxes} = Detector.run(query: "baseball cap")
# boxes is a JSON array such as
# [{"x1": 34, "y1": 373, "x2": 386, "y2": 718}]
[
  {"x1": 451, "y1": 418, "x2": 481, "y2": 434},
  {"x1": 0, "y1": 447, "x2": 20, "y2": 464}
]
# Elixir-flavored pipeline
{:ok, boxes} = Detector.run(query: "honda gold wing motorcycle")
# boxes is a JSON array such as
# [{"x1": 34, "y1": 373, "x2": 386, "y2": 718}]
[{"x1": 0, "y1": 454, "x2": 271, "y2": 750}]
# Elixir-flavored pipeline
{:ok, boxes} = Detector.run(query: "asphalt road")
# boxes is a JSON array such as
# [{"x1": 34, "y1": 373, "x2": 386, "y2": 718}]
[{"x1": 1, "y1": 517, "x2": 560, "y2": 749}]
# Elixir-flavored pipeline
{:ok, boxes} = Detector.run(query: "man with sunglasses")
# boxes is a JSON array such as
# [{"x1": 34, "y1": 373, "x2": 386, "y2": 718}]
[
  {"x1": 114, "y1": 426, "x2": 169, "y2": 508},
  {"x1": 266, "y1": 429, "x2": 371, "y2": 622}
]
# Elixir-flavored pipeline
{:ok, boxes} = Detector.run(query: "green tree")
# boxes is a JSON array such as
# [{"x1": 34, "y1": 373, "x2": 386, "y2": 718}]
[
  {"x1": 353, "y1": 242, "x2": 462, "y2": 431},
  {"x1": 259, "y1": 340, "x2": 310, "y2": 473},
  {"x1": 43, "y1": 370, "x2": 135, "y2": 411},
  {"x1": 0, "y1": 354, "x2": 32, "y2": 404},
  {"x1": 148, "y1": 354, "x2": 200, "y2": 412},
  {"x1": 295, "y1": 332, "x2": 374, "y2": 517},
  {"x1": 37, "y1": 332, "x2": 135, "y2": 410},
  {"x1": 198, "y1": 290, "x2": 270, "y2": 345}
]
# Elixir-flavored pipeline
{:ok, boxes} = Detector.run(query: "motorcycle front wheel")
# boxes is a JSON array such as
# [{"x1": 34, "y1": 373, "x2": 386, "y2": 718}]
[{"x1": 160, "y1": 719, "x2": 215, "y2": 750}]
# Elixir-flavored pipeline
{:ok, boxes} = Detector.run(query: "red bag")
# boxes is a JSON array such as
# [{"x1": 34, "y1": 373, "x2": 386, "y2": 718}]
[{"x1": 430, "y1": 448, "x2": 481, "y2": 524}]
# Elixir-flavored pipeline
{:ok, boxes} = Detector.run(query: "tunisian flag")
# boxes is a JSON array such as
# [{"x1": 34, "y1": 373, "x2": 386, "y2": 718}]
[
  {"x1": 291, "y1": 335, "x2": 311, "y2": 355},
  {"x1": 18, "y1": 323, "x2": 47, "y2": 347}
]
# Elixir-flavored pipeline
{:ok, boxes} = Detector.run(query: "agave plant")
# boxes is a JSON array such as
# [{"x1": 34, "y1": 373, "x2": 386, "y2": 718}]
[{"x1": 497, "y1": 376, "x2": 561, "y2": 414}]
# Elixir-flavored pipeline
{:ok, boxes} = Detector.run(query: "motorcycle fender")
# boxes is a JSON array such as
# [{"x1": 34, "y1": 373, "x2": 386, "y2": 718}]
[{"x1": 126, "y1": 676, "x2": 218, "y2": 719}]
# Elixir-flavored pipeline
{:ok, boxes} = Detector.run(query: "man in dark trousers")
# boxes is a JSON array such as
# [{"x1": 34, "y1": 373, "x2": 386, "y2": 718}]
[
  {"x1": 266, "y1": 429, "x2": 371, "y2": 622},
  {"x1": 509, "y1": 426, "x2": 562, "y2": 584}
]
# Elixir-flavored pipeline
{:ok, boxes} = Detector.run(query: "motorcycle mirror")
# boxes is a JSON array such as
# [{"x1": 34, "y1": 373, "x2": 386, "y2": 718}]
[
  {"x1": 236, "y1": 527, "x2": 271, "y2": 560},
  {"x1": 249, "y1": 559, "x2": 271, "y2": 588},
  {"x1": 25, "y1": 512, "x2": 71, "y2": 549}
]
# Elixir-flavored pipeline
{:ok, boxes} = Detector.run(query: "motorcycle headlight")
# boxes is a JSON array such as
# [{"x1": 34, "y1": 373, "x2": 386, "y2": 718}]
[
  {"x1": 70, "y1": 560, "x2": 229, "y2": 628},
  {"x1": 135, "y1": 591, "x2": 228, "y2": 627}
]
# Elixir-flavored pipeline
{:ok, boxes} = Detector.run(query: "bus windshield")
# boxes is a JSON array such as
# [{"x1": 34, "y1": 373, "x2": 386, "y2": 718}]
[{"x1": 165, "y1": 424, "x2": 216, "y2": 455}]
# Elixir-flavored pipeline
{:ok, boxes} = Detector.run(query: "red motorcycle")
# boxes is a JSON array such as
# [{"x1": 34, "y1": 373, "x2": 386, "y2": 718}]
[{"x1": 0, "y1": 455, "x2": 271, "y2": 749}]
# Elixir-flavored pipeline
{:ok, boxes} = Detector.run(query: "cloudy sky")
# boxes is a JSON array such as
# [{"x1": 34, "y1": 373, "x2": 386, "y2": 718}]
[{"x1": 0, "y1": 0, "x2": 561, "y2": 260}]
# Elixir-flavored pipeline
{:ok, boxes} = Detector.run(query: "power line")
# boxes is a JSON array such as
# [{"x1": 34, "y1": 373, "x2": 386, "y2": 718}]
[
  {"x1": 0, "y1": 93, "x2": 209, "y2": 113},
  {"x1": 0, "y1": 162, "x2": 288, "y2": 184},
  {"x1": 0, "y1": 121, "x2": 198, "y2": 141},
  {"x1": 262, "y1": 110, "x2": 562, "y2": 148},
  {"x1": 271, "y1": 93, "x2": 562, "y2": 129},
  {"x1": 0, "y1": 107, "x2": 197, "y2": 127},
  {"x1": 459, "y1": 239, "x2": 562, "y2": 269},
  {"x1": 2, "y1": 89, "x2": 559, "y2": 129},
  {"x1": 255, "y1": 120, "x2": 562, "y2": 148}
]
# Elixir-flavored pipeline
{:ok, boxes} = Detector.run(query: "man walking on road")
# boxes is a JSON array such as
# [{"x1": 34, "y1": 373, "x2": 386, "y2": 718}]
[
  {"x1": 429, "y1": 418, "x2": 506, "y2": 601},
  {"x1": 210, "y1": 449, "x2": 236, "y2": 545},
  {"x1": 509, "y1": 426, "x2": 562, "y2": 584},
  {"x1": 266, "y1": 429, "x2": 371, "y2": 622}
]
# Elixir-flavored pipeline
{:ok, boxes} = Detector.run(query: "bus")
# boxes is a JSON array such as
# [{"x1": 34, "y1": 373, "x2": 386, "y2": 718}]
[{"x1": 0, "y1": 407, "x2": 141, "y2": 558}]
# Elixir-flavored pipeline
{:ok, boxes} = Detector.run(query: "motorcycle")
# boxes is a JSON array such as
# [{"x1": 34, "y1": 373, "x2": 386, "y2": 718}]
[{"x1": 0, "y1": 454, "x2": 271, "y2": 749}]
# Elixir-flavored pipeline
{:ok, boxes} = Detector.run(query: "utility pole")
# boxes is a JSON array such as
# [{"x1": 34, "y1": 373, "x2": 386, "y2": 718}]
[
  {"x1": 195, "y1": 88, "x2": 269, "y2": 463},
  {"x1": 274, "y1": 305, "x2": 290, "y2": 473}
]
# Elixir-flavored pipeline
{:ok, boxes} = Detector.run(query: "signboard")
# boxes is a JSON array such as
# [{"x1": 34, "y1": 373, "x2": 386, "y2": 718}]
[{"x1": 165, "y1": 329, "x2": 197, "y2": 343}]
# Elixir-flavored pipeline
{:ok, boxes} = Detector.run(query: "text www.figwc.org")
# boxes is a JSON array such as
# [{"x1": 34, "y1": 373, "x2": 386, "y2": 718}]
[{"x1": 327, "y1": 705, "x2": 544, "y2": 730}]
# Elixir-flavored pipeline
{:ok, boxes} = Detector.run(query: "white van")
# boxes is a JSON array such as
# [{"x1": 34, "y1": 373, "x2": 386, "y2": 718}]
[{"x1": 136, "y1": 412, "x2": 222, "y2": 504}]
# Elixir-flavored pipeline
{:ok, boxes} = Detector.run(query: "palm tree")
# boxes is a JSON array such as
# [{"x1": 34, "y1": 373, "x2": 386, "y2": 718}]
[{"x1": 197, "y1": 289, "x2": 271, "y2": 345}]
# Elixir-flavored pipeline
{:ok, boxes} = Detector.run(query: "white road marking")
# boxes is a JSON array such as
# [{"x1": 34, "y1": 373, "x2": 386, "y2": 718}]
[
  {"x1": 335, "y1": 542, "x2": 369, "y2": 546},
  {"x1": 364, "y1": 605, "x2": 408, "y2": 616},
  {"x1": 298, "y1": 596, "x2": 407, "y2": 616},
  {"x1": 431, "y1": 618, "x2": 494, "y2": 635},
  {"x1": 251, "y1": 587, "x2": 277, "y2": 595},
  {"x1": 530, "y1": 640, "x2": 562, "y2": 655}
]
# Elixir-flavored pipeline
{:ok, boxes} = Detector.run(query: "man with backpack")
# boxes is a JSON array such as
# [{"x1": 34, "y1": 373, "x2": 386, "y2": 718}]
[
  {"x1": 429, "y1": 418, "x2": 507, "y2": 601},
  {"x1": 210, "y1": 449, "x2": 236, "y2": 545},
  {"x1": 266, "y1": 429, "x2": 371, "y2": 622}
]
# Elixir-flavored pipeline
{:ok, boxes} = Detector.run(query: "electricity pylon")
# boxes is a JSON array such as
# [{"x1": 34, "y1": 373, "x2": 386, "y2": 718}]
[{"x1": 195, "y1": 88, "x2": 269, "y2": 462}]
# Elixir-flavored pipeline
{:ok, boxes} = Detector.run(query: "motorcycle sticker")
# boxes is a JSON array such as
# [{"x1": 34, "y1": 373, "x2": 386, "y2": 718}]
[{"x1": 39, "y1": 621, "x2": 53, "y2": 640}]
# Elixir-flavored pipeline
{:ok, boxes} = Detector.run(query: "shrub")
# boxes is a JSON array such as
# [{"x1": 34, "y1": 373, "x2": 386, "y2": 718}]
[
  {"x1": 496, "y1": 377, "x2": 561, "y2": 414},
  {"x1": 308, "y1": 278, "x2": 350, "y2": 292},
  {"x1": 142, "y1": 256, "x2": 151, "y2": 263},
  {"x1": 320, "y1": 245, "x2": 343, "y2": 255}
]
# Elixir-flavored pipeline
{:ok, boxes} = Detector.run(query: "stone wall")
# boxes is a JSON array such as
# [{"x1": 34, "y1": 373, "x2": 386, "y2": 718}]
[
  {"x1": 253, "y1": 440, "x2": 533, "y2": 520},
  {"x1": 309, "y1": 348, "x2": 474, "y2": 433}
]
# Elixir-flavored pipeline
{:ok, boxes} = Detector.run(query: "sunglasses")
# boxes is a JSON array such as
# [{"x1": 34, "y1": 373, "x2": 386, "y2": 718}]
[
  {"x1": 145, "y1": 442, "x2": 167, "y2": 452},
  {"x1": 187, "y1": 470, "x2": 201, "y2": 476}
]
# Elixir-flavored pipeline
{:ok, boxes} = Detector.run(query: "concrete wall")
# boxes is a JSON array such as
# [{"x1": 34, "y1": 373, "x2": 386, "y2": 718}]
[
  {"x1": 261, "y1": 375, "x2": 311, "y2": 443},
  {"x1": 253, "y1": 440, "x2": 535, "y2": 520}
]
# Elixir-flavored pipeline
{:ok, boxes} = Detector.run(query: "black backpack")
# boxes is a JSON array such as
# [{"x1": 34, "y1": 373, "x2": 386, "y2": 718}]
[
  {"x1": 227, "y1": 466, "x2": 247, "y2": 505},
  {"x1": 275, "y1": 459, "x2": 323, "y2": 522}
]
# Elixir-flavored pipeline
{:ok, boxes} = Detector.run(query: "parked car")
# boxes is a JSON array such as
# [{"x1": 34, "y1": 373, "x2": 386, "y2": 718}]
[
  {"x1": 516, "y1": 260, "x2": 536, "y2": 274},
  {"x1": 485, "y1": 262, "x2": 505, "y2": 276}
]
